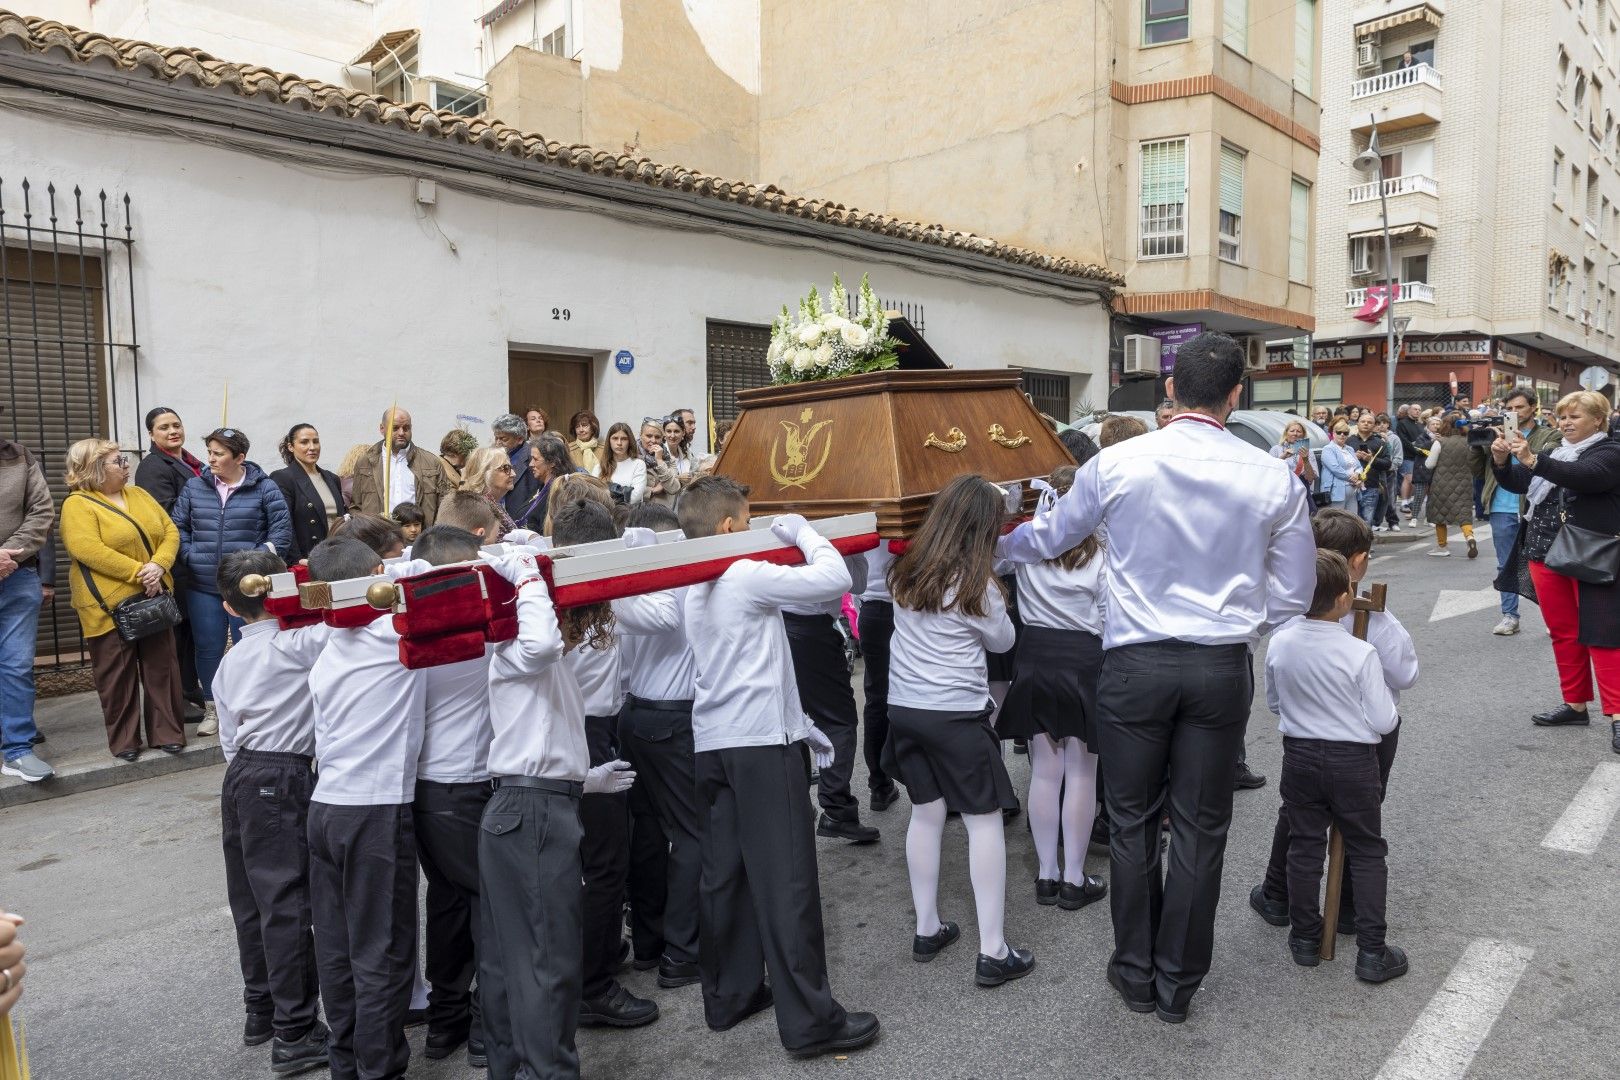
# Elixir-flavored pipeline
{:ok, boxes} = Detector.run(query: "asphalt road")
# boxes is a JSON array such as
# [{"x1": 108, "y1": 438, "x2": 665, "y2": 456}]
[{"x1": 6, "y1": 524, "x2": 1620, "y2": 1080}]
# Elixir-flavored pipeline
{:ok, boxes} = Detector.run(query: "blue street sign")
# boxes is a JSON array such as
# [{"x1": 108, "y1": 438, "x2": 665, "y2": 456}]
[{"x1": 614, "y1": 350, "x2": 635, "y2": 374}]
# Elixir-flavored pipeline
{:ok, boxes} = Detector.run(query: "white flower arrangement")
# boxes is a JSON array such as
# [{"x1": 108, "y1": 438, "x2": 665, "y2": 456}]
[{"x1": 767, "y1": 273, "x2": 901, "y2": 385}]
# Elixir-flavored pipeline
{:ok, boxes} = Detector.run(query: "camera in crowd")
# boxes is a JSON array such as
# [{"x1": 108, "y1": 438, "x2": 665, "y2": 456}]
[{"x1": 1464, "y1": 417, "x2": 1502, "y2": 447}]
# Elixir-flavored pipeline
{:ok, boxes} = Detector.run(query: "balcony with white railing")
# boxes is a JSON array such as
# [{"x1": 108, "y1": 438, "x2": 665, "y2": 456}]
[
  {"x1": 1345, "y1": 281, "x2": 1436, "y2": 308},
  {"x1": 1347, "y1": 173, "x2": 1440, "y2": 236},
  {"x1": 1349, "y1": 64, "x2": 1443, "y2": 133}
]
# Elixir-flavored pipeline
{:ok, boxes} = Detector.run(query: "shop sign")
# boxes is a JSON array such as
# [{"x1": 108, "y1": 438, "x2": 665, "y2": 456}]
[
  {"x1": 1493, "y1": 341, "x2": 1528, "y2": 368},
  {"x1": 1149, "y1": 324, "x2": 1203, "y2": 373},
  {"x1": 1406, "y1": 338, "x2": 1491, "y2": 358}
]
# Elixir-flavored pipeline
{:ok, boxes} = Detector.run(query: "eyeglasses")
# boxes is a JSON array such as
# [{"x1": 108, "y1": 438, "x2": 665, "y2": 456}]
[
  {"x1": 109, "y1": 454, "x2": 130, "y2": 468},
  {"x1": 495, "y1": 464, "x2": 514, "y2": 473}
]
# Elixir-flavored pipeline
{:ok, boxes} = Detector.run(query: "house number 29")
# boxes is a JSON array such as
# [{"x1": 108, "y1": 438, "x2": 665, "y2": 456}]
[{"x1": 552, "y1": 308, "x2": 571, "y2": 321}]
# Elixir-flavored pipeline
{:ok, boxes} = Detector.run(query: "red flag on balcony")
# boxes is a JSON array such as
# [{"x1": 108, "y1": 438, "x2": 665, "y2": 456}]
[{"x1": 1355, "y1": 282, "x2": 1397, "y2": 324}]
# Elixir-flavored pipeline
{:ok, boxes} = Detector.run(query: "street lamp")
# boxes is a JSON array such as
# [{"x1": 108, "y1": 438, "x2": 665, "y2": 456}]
[{"x1": 1354, "y1": 115, "x2": 1399, "y2": 417}]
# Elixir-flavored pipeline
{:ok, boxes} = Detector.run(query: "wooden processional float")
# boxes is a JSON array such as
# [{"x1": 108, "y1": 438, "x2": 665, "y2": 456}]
[{"x1": 240, "y1": 314, "x2": 1074, "y2": 669}]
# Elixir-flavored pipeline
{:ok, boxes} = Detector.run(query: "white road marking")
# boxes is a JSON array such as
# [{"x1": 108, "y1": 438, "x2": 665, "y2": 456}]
[
  {"x1": 1427, "y1": 587, "x2": 1502, "y2": 623},
  {"x1": 1373, "y1": 939, "x2": 1534, "y2": 1080},
  {"x1": 1541, "y1": 762, "x2": 1620, "y2": 854}
]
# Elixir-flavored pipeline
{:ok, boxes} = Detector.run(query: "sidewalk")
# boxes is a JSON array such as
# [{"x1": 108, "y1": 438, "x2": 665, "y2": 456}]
[{"x1": 0, "y1": 692, "x2": 221, "y2": 809}]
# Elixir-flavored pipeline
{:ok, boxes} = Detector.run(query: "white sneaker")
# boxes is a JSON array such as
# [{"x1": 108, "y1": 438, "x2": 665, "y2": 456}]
[
  {"x1": 1, "y1": 751, "x2": 55, "y2": 783},
  {"x1": 1373, "y1": 525, "x2": 1387, "y2": 533},
  {"x1": 1493, "y1": 616, "x2": 1521, "y2": 636},
  {"x1": 196, "y1": 702, "x2": 219, "y2": 738},
  {"x1": 1388, "y1": 522, "x2": 1402, "y2": 532},
  {"x1": 1428, "y1": 547, "x2": 1452, "y2": 557}
]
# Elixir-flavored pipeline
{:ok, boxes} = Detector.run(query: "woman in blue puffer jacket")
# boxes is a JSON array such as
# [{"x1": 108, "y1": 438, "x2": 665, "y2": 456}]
[{"x1": 170, "y1": 427, "x2": 293, "y2": 732}]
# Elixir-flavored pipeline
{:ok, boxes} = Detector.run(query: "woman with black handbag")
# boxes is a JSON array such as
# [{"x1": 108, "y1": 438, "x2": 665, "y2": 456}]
[
  {"x1": 61, "y1": 438, "x2": 187, "y2": 761},
  {"x1": 1492, "y1": 390, "x2": 1620, "y2": 754}
]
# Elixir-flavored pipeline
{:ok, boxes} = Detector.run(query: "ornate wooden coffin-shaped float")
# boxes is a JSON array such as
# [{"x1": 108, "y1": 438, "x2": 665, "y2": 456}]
[{"x1": 715, "y1": 322, "x2": 1074, "y2": 537}]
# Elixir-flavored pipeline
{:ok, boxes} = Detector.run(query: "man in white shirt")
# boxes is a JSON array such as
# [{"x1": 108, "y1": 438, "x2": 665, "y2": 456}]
[
  {"x1": 1000, "y1": 332, "x2": 1316, "y2": 1023},
  {"x1": 349, "y1": 407, "x2": 449, "y2": 524}
]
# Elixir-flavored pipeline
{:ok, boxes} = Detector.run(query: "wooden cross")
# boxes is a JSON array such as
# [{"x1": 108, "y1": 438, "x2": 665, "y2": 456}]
[{"x1": 1320, "y1": 581, "x2": 1388, "y2": 963}]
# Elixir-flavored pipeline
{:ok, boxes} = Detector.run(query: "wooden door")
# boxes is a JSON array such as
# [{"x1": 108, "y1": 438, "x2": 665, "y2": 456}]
[{"x1": 508, "y1": 352, "x2": 592, "y2": 433}]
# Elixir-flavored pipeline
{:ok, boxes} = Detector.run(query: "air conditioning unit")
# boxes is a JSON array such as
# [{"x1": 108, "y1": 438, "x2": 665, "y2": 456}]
[
  {"x1": 1350, "y1": 236, "x2": 1374, "y2": 275},
  {"x1": 1356, "y1": 39, "x2": 1380, "y2": 69},
  {"x1": 1243, "y1": 336, "x2": 1269, "y2": 373},
  {"x1": 1122, "y1": 334, "x2": 1161, "y2": 377}
]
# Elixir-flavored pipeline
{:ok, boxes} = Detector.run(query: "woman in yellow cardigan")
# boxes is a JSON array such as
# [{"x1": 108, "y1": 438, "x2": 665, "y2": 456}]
[{"x1": 61, "y1": 438, "x2": 187, "y2": 761}]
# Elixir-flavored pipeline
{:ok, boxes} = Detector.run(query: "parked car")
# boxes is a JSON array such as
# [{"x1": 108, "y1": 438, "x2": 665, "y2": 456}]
[{"x1": 1064, "y1": 409, "x2": 1328, "y2": 453}]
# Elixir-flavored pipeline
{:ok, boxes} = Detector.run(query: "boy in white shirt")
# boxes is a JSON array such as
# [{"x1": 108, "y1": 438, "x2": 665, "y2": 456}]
[
  {"x1": 1264, "y1": 550, "x2": 1407, "y2": 983},
  {"x1": 303, "y1": 536, "x2": 428, "y2": 1079},
  {"x1": 1252, "y1": 509, "x2": 1416, "y2": 934},
  {"x1": 678, "y1": 476, "x2": 880, "y2": 1059},
  {"x1": 212, "y1": 549, "x2": 331, "y2": 1076}
]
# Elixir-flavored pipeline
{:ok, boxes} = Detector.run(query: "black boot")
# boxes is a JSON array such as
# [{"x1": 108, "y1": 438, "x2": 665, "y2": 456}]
[
  {"x1": 270, "y1": 1022, "x2": 330, "y2": 1076},
  {"x1": 1355, "y1": 944, "x2": 1410, "y2": 983}
]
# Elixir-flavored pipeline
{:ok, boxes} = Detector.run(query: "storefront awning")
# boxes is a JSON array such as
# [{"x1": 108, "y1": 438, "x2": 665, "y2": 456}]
[
  {"x1": 1348, "y1": 223, "x2": 1436, "y2": 241},
  {"x1": 1354, "y1": 4, "x2": 1443, "y2": 35},
  {"x1": 353, "y1": 29, "x2": 419, "y2": 67}
]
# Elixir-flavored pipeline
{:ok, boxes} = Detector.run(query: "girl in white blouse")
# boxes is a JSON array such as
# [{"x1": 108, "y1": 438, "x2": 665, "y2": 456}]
[
  {"x1": 603, "y1": 422, "x2": 648, "y2": 505},
  {"x1": 886, "y1": 476, "x2": 1032, "y2": 987}
]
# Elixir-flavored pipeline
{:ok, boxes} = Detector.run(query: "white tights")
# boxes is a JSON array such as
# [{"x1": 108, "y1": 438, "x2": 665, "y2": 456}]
[
  {"x1": 1027, "y1": 734, "x2": 1098, "y2": 884},
  {"x1": 907, "y1": 798, "x2": 1008, "y2": 960}
]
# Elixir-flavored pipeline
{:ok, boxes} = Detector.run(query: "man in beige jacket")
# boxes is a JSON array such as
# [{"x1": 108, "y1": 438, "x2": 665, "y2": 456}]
[{"x1": 348, "y1": 407, "x2": 448, "y2": 526}]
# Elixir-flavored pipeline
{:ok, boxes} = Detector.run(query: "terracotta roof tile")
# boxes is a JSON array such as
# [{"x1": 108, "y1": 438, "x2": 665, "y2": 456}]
[{"x1": 0, "y1": 10, "x2": 1123, "y2": 289}]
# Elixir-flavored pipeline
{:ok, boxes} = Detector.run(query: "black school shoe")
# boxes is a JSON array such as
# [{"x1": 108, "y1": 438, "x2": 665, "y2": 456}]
[
  {"x1": 424, "y1": 1027, "x2": 468, "y2": 1059},
  {"x1": 816, "y1": 814, "x2": 880, "y2": 844},
  {"x1": 975, "y1": 946, "x2": 1035, "y2": 987},
  {"x1": 579, "y1": 983, "x2": 660, "y2": 1028},
  {"x1": 1289, "y1": 935, "x2": 1321, "y2": 967},
  {"x1": 706, "y1": 984, "x2": 773, "y2": 1032},
  {"x1": 786, "y1": 1012, "x2": 880, "y2": 1059},
  {"x1": 1532, "y1": 704, "x2": 1591, "y2": 726},
  {"x1": 1356, "y1": 944, "x2": 1410, "y2": 983},
  {"x1": 912, "y1": 921, "x2": 960, "y2": 962},
  {"x1": 1611, "y1": 720, "x2": 1620, "y2": 753},
  {"x1": 870, "y1": 784, "x2": 900, "y2": 812},
  {"x1": 1035, "y1": 878, "x2": 1060, "y2": 906},
  {"x1": 1058, "y1": 875, "x2": 1107, "y2": 911},
  {"x1": 1249, "y1": 884, "x2": 1289, "y2": 927},
  {"x1": 1233, "y1": 763, "x2": 1267, "y2": 790},
  {"x1": 1106, "y1": 966, "x2": 1155, "y2": 1014},
  {"x1": 657, "y1": 957, "x2": 701, "y2": 988},
  {"x1": 467, "y1": 1035, "x2": 487, "y2": 1069},
  {"x1": 270, "y1": 1022, "x2": 330, "y2": 1076},
  {"x1": 243, "y1": 1012, "x2": 274, "y2": 1047}
]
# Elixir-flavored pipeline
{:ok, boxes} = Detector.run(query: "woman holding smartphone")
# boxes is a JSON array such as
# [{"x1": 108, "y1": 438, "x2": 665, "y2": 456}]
[
  {"x1": 1270, "y1": 420, "x2": 1318, "y2": 498},
  {"x1": 640, "y1": 418, "x2": 683, "y2": 506}
]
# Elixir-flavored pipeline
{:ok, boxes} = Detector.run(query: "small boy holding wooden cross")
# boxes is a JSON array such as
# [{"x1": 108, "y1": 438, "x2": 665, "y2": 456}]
[{"x1": 1263, "y1": 549, "x2": 1408, "y2": 983}]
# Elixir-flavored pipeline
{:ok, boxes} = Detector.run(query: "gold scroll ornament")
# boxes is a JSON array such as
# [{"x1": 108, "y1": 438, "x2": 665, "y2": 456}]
[
  {"x1": 770, "y1": 407, "x2": 836, "y2": 489},
  {"x1": 923, "y1": 427, "x2": 968, "y2": 453},
  {"x1": 987, "y1": 424, "x2": 1031, "y2": 448}
]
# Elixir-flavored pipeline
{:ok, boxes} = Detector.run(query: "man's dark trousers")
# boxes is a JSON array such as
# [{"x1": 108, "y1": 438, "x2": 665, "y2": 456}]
[
  {"x1": 1095, "y1": 640, "x2": 1250, "y2": 1015},
  {"x1": 783, "y1": 611, "x2": 859, "y2": 823},
  {"x1": 478, "y1": 779, "x2": 583, "y2": 1080},
  {"x1": 858, "y1": 599, "x2": 895, "y2": 795},
  {"x1": 221, "y1": 749, "x2": 320, "y2": 1040},
  {"x1": 413, "y1": 779, "x2": 491, "y2": 1047},
  {"x1": 307, "y1": 802, "x2": 418, "y2": 1080},
  {"x1": 580, "y1": 713, "x2": 630, "y2": 1000},
  {"x1": 620, "y1": 696, "x2": 701, "y2": 966},
  {"x1": 696, "y1": 744, "x2": 847, "y2": 1051},
  {"x1": 1281, "y1": 738, "x2": 1390, "y2": 951}
]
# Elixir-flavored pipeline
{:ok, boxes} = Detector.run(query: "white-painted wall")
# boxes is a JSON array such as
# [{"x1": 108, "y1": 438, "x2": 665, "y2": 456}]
[{"x1": 0, "y1": 103, "x2": 1106, "y2": 461}]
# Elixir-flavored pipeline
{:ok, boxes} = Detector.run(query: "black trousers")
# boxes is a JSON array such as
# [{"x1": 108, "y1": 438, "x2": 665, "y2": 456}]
[
  {"x1": 626, "y1": 773, "x2": 669, "y2": 964},
  {"x1": 697, "y1": 744, "x2": 847, "y2": 1051},
  {"x1": 783, "y1": 612, "x2": 859, "y2": 822},
  {"x1": 413, "y1": 779, "x2": 492, "y2": 1043},
  {"x1": 1280, "y1": 738, "x2": 1390, "y2": 951},
  {"x1": 620, "y1": 696, "x2": 702, "y2": 967},
  {"x1": 478, "y1": 779, "x2": 584, "y2": 1080},
  {"x1": 858, "y1": 600, "x2": 895, "y2": 793},
  {"x1": 1263, "y1": 720, "x2": 1400, "y2": 916},
  {"x1": 1095, "y1": 641, "x2": 1250, "y2": 1014},
  {"x1": 221, "y1": 750, "x2": 320, "y2": 1040},
  {"x1": 307, "y1": 802, "x2": 418, "y2": 1080},
  {"x1": 580, "y1": 713, "x2": 630, "y2": 1000}
]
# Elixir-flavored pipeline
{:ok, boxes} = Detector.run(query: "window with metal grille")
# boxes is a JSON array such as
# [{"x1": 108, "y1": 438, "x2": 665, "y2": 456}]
[
  {"x1": 1219, "y1": 143, "x2": 1245, "y2": 263},
  {"x1": 1, "y1": 179, "x2": 133, "y2": 672},
  {"x1": 1021, "y1": 371, "x2": 1072, "y2": 423},
  {"x1": 1139, "y1": 138, "x2": 1187, "y2": 258},
  {"x1": 706, "y1": 320, "x2": 772, "y2": 424},
  {"x1": 879, "y1": 299, "x2": 925, "y2": 337}
]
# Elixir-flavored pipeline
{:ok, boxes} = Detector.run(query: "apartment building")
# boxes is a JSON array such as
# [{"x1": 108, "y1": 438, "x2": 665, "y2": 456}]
[{"x1": 1289, "y1": 0, "x2": 1620, "y2": 418}]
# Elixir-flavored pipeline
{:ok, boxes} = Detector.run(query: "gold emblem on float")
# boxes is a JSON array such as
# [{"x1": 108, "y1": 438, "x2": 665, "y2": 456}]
[{"x1": 770, "y1": 407, "x2": 836, "y2": 489}]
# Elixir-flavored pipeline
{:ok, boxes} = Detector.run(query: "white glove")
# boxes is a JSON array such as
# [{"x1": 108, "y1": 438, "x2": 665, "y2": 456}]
[
  {"x1": 384, "y1": 558, "x2": 436, "y2": 581},
  {"x1": 584, "y1": 759, "x2": 636, "y2": 795},
  {"x1": 804, "y1": 724, "x2": 835, "y2": 769},
  {"x1": 486, "y1": 549, "x2": 542, "y2": 588},
  {"x1": 502, "y1": 528, "x2": 541, "y2": 547},
  {"x1": 621, "y1": 527, "x2": 659, "y2": 550},
  {"x1": 770, "y1": 513, "x2": 812, "y2": 548}
]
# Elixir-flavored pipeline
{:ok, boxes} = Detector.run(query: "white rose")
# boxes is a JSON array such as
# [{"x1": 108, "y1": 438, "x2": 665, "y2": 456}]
[
  {"x1": 839, "y1": 322, "x2": 869, "y2": 349},
  {"x1": 796, "y1": 323, "x2": 823, "y2": 347},
  {"x1": 820, "y1": 313, "x2": 848, "y2": 333},
  {"x1": 814, "y1": 343, "x2": 834, "y2": 368},
  {"x1": 792, "y1": 348, "x2": 814, "y2": 372}
]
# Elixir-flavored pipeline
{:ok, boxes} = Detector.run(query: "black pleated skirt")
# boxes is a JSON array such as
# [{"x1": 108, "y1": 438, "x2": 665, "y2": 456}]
[
  {"x1": 883, "y1": 704, "x2": 1018, "y2": 815},
  {"x1": 995, "y1": 625, "x2": 1103, "y2": 748}
]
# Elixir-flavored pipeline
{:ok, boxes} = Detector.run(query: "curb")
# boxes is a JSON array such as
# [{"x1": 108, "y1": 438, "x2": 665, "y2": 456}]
[
  {"x1": 1373, "y1": 531, "x2": 1424, "y2": 545},
  {"x1": 0, "y1": 741, "x2": 222, "y2": 809}
]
